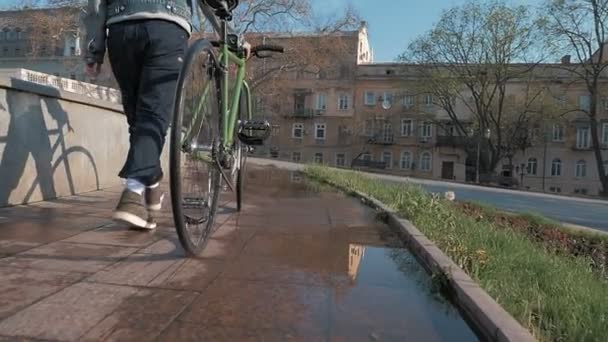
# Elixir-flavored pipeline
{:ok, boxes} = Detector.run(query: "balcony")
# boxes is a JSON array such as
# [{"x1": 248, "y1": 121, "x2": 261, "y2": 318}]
[
  {"x1": 352, "y1": 159, "x2": 387, "y2": 169},
  {"x1": 289, "y1": 108, "x2": 314, "y2": 118},
  {"x1": 572, "y1": 144, "x2": 593, "y2": 151},
  {"x1": 368, "y1": 133, "x2": 395, "y2": 145},
  {"x1": 436, "y1": 136, "x2": 469, "y2": 148}
]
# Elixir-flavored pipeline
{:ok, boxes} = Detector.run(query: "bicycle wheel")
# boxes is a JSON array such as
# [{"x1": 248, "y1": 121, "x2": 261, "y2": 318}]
[
  {"x1": 235, "y1": 84, "x2": 250, "y2": 211},
  {"x1": 170, "y1": 39, "x2": 222, "y2": 257}
]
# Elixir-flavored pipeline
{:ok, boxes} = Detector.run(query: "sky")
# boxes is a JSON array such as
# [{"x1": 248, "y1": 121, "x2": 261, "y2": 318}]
[{"x1": 313, "y1": 0, "x2": 543, "y2": 62}]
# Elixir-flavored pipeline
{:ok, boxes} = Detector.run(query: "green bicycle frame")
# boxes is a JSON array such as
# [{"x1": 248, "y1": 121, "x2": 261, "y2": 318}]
[{"x1": 219, "y1": 47, "x2": 249, "y2": 149}]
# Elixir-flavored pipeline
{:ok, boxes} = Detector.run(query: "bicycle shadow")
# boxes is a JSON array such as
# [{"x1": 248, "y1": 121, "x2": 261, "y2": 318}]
[{"x1": 0, "y1": 82, "x2": 100, "y2": 207}]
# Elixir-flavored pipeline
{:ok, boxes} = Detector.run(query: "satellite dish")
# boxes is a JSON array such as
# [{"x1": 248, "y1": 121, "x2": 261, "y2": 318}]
[{"x1": 381, "y1": 99, "x2": 392, "y2": 110}]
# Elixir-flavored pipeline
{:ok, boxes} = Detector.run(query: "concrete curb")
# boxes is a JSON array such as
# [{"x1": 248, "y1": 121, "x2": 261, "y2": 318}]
[{"x1": 317, "y1": 180, "x2": 536, "y2": 342}]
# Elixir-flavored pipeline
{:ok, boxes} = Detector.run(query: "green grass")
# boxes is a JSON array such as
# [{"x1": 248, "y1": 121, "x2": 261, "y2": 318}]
[{"x1": 305, "y1": 165, "x2": 608, "y2": 342}]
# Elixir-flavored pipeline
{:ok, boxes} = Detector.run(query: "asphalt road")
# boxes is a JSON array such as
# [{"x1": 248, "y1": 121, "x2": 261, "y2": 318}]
[{"x1": 249, "y1": 158, "x2": 608, "y2": 232}]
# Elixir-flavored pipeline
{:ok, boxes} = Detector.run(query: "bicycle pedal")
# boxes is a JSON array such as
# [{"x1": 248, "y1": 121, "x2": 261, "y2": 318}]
[{"x1": 238, "y1": 120, "x2": 271, "y2": 146}]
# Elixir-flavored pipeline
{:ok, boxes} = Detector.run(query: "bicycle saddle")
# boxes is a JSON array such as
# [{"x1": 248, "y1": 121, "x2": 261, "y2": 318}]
[{"x1": 204, "y1": 0, "x2": 238, "y2": 18}]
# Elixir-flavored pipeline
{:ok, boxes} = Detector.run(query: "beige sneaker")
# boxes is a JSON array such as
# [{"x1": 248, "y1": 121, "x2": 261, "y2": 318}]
[{"x1": 113, "y1": 189, "x2": 156, "y2": 230}]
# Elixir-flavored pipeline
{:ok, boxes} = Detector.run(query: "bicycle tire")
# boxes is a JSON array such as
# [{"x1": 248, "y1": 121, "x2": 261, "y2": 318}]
[
  {"x1": 170, "y1": 39, "x2": 222, "y2": 257},
  {"x1": 236, "y1": 84, "x2": 250, "y2": 211}
]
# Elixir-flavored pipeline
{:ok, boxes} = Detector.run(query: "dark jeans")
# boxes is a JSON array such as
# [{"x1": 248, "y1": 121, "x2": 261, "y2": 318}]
[{"x1": 107, "y1": 20, "x2": 187, "y2": 186}]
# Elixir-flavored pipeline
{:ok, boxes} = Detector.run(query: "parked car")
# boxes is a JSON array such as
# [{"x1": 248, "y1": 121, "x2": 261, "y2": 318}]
[{"x1": 479, "y1": 173, "x2": 519, "y2": 188}]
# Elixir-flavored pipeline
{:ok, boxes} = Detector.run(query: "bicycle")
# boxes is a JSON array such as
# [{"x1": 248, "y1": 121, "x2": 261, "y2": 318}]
[{"x1": 169, "y1": 0, "x2": 284, "y2": 256}]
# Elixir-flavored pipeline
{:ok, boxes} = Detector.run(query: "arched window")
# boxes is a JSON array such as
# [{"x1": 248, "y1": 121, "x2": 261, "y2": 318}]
[
  {"x1": 401, "y1": 151, "x2": 412, "y2": 169},
  {"x1": 527, "y1": 158, "x2": 538, "y2": 175},
  {"x1": 420, "y1": 152, "x2": 432, "y2": 171},
  {"x1": 575, "y1": 160, "x2": 587, "y2": 178},
  {"x1": 551, "y1": 158, "x2": 562, "y2": 176}
]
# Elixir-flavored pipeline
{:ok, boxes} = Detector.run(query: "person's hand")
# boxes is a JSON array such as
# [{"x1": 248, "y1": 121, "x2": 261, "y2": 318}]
[{"x1": 86, "y1": 63, "x2": 101, "y2": 78}]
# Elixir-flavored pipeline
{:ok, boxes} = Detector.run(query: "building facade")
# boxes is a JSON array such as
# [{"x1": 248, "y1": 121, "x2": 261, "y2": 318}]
[{"x1": 257, "y1": 30, "x2": 608, "y2": 196}]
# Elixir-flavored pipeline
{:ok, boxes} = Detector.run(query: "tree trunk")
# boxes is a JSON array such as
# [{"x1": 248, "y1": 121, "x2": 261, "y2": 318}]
[{"x1": 589, "y1": 111, "x2": 608, "y2": 196}]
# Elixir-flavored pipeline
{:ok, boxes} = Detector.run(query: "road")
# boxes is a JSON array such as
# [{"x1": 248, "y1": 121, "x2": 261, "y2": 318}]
[{"x1": 250, "y1": 158, "x2": 608, "y2": 232}]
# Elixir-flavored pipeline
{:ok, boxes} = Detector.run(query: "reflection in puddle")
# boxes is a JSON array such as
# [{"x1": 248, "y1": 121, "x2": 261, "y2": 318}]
[{"x1": 335, "y1": 244, "x2": 478, "y2": 342}]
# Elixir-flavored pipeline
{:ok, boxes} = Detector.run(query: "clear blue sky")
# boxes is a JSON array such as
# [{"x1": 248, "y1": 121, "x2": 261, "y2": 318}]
[{"x1": 314, "y1": 0, "x2": 543, "y2": 62}]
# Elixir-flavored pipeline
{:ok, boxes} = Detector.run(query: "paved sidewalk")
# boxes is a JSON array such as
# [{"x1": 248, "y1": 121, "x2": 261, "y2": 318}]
[{"x1": 0, "y1": 165, "x2": 476, "y2": 341}]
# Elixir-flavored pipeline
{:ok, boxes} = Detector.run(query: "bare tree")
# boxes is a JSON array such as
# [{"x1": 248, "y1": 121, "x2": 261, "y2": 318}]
[
  {"x1": 543, "y1": 0, "x2": 608, "y2": 196},
  {"x1": 401, "y1": 0, "x2": 550, "y2": 174}
]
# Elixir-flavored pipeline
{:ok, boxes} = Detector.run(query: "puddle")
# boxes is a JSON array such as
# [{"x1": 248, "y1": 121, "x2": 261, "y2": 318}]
[{"x1": 330, "y1": 244, "x2": 478, "y2": 341}]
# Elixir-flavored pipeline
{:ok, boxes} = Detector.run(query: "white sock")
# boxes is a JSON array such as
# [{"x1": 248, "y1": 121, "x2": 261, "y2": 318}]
[
  {"x1": 126, "y1": 178, "x2": 145, "y2": 195},
  {"x1": 147, "y1": 182, "x2": 160, "y2": 189}
]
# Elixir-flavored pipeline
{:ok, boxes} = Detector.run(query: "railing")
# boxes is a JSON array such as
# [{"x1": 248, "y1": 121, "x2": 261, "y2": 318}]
[
  {"x1": 436, "y1": 135, "x2": 468, "y2": 147},
  {"x1": 292, "y1": 108, "x2": 314, "y2": 118},
  {"x1": 369, "y1": 133, "x2": 394, "y2": 145},
  {"x1": 4, "y1": 68, "x2": 121, "y2": 105},
  {"x1": 572, "y1": 143, "x2": 593, "y2": 151},
  {"x1": 352, "y1": 159, "x2": 387, "y2": 169}
]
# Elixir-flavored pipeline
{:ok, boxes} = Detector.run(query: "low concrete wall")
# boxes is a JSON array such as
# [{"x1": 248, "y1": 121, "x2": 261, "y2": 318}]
[{"x1": 0, "y1": 73, "x2": 168, "y2": 207}]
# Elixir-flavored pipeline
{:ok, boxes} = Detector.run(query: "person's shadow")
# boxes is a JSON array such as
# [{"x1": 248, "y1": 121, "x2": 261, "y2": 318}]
[{"x1": 0, "y1": 85, "x2": 76, "y2": 206}]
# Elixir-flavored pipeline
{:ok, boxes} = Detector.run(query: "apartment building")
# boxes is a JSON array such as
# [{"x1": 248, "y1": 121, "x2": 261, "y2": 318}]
[
  {"x1": 257, "y1": 29, "x2": 607, "y2": 195},
  {"x1": 0, "y1": 7, "x2": 118, "y2": 87},
  {"x1": 248, "y1": 22, "x2": 373, "y2": 166},
  {"x1": 0, "y1": 7, "x2": 84, "y2": 79},
  {"x1": 352, "y1": 64, "x2": 469, "y2": 181}
]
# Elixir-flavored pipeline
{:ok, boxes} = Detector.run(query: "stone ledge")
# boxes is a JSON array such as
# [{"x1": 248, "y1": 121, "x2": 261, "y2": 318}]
[{"x1": 0, "y1": 69, "x2": 123, "y2": 113}]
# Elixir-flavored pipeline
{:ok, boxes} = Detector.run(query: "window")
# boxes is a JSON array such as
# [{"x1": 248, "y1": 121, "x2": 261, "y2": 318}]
[
  {"x1": 364, "y1": 91, "x2": 376, "y2": 105},
  {"x1": 339, "y1": 94, "x2": 349, "y2": 110},
  {"x1": 362, "y1": 153, "x2": 372, "y2": 161},
  {"x1": 603, "y1": 123, "x2": 608, "y2": 145},
  {"x1": 424, "y1": 94, "x2": 433, "y2": 106},
  {"x1": 382, "y1": 123, "x2": 393, "y2": 142},
  {"x1": 336, "y1": 153, "x2": 346, "y2": 167},
  {"x1": 420, "y1": 152, "x2": 432, "y2": 171},
  {"x1": 16, "y1": 29, "x2": 22, "y2": 40},
  {"x1": 551, "y1": 158, "x2": 562, "y2": 176},
  {"x1": 382, "y1": 151, "x2": 393, "y2": 169},
  {"x1": 552, "y1": 124, "x2": 564, "y2": 142},
  {"x1": 420, "y1": 122, "x2": 433, "y2": 138},
  {"x1": 70, "y1": 46, "x2": 76, "y2": 56},
  {"x1": 382, "y1": 91, "x2": 393, "y2": 106},
  {"x1": 271, "y1": 125, "x2": 280, "y2": 137},
  {"x1": 2, "y1": 47, "x2": 8, "y2": 57},
  {"x1": 575, "y1": 160, "x2": 587, "y2": 178},
  {"x1": 14, "y1": 47, "x2": 20, "y2": 56},
  {"x1": 292, "y1": 123, "x2": 303, "y2": 138},
  {"x1": 315, "y1": 123, "x2": 326, "y2": 140},
  {"x1": 6, "y1": 29, "x2": 15, "y2": 40},
  {"x1": 574, "y1": 188, "x2": 589, "y2": 195},
  {"x1": 292, "y1": 152, "x2": 301, "y2": 163},
  {"x1": 403, "y1": 95, "x2": 414, "y2": 107},
  {"x1": 527, "y1": 158, "x2": 538, "y2": 175},
  {"x1": 401, "y1": 151, "x2": 412, "y2": 169},
  {"x1": 576, "y1": 127, "x2": 590, "y2": 149},
  {"x1": 314, "y1": 152, "x2": 323, "y2": 164},
  {"x1": 549, "y1": 186, "x2": 562, "y2": 193},
  {"x1": 364, "y1": 120, "x2": 373, "y2": 136},
  {"x1": 0, "y1": 30, "x2": 5, "y2": 40},
  {"x1": 579, "y1": 95, "x2": 590, "y2": 111},
  {"x1": 315, "y1": 93, "x2": 326, "y2": 110},
  {"x1": 604, "y1": 160, "x2": 608, "y2": 176},
  {"x1": 401, "y1": 119, "x2": 413, "y2": 136}
]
